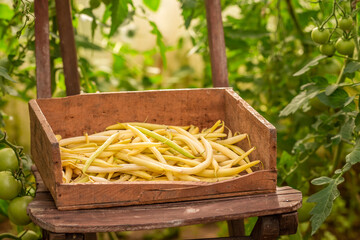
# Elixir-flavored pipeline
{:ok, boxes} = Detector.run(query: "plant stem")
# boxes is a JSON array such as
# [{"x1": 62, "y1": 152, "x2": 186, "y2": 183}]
[
  {"x1": 0, "y1": 233, "x2": 19, "y2": 240},
  {"x1": 285, "y1": 0, "x2": 304, "y2": 37},
  {"x1": 331, "y1": 142, "x2": 343, "y2": 173},
  {"x1": 320, "y1": 0, "x2": 337, "y2": 29},
  {"x1": 336, "y1": 58, "x2": 349, "y2": 84}
]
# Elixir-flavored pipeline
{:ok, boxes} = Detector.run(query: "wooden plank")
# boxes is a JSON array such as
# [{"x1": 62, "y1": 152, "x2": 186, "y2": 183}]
[
  {"x1": 27, "y1": 185, "x2": 301, "y2": 233},
  {"x1": 224, "y1": 89, "x2": 277, "y2": 171},
  {"x1": 30, "y1": 166, "x2": 275, "y2": 210},
  {"x1": 35, "y1": 88, "x2": 227, "y2": 138},
  {"x1": 55, "y1": 0, "x2": 80, "y2": 96},
  {"x1": 205, "y1": 0, "x2": 229, "y2": 87},
  {"x1": 55, "y1": 170, "x2": 276, "y2": 210},
  {"x1": 29, "y1": 100, "x2": 61, "y2": 202},
  {"x1": 34, "y1": 0, "x2": 51, "y2": 98}
]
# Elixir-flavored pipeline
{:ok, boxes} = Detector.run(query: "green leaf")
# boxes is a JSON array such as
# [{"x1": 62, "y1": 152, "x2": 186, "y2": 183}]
[
  {"x1": 308, "y1": 177, "x2": 343, "y2": 235},
  {"x1": 90, "y1": 0, "x2": 101, "y2": 9},
  {"x1": 75, "y1": 35, "x2": 103, "y2": 51},
  {"x1": 80, "y1": 9, "x2": 98, "y2": 40},
  {"x1": 330, "y1": 135, "x2": 341, "y2": 145},
  {"x1": 343, "y1": 61, "x2": 360, "y2": 74},
  {"x1": 355, "y1": 113, "x2": 360, "y2": 131},
  {"x1": 311, "y1": 176, "x2": 332, "y2": 185},
  {"x1": 0, "y1": 199, "x2": 8, "y2": 216},
  {"x1": 341, "y1": 162, "x2": 352, "y2": 173},
  {"x1": 339, "y1": 116, "x2": 355, "y2": 141},
  {"x1": 110, "y1": 0, "x2": 129, "y2": 37},
  {"x1": 325, "y1": 84, "x2": 338, "y2": 96},
  {"x1": 143, "y1": 0, "x2": 161, "y2": 11},
  {"x1": 293, "y1": 55, "x2": 328, "y2": 77},
  {"x1": 244, "y1": 217, "x2": 258, "y2": 236},
  {"x1": 0, "y1": 3, "x2": 14, "y2": 20},
  {"x1": 279, "y1": 89, "x2": 320, "y2": 117},
  {"x1": 149, "y1": 21, "x2": 167, "y2": 69},
  {"x1": 317, "y1": 89, "x2": 349, "y2": 108},
  {"x1": 225, "y1": 28, "x2": 270, "y2": 40},
  {"x1": 345, "y1": 140, "x2": 360, "y2": 165},
  {"x1": 278, "y1": 151, "x2": 296, "y2": 169},
  {"x1": 179, "y1": 0, "x2": 203, "y2": 29},
  {"x1": 0, "y1": 66, "x2": 15, "y2": 82}
]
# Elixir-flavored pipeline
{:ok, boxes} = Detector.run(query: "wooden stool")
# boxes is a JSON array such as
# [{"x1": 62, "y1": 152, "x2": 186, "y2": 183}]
[
  {"x1": 28, "y1": 167, "x2": 301, "y2": 240},
  {"x1": 30, "y1": 0, "x2": 302, "y2": 239}
]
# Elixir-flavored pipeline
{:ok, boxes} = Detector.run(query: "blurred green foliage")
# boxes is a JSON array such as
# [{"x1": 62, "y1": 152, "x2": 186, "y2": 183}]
[{"x1": 0, "y1": 0, "x2": 359, "y2": 239}]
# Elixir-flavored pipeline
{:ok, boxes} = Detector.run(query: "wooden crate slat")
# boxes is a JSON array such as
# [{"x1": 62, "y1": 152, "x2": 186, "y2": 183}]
[{"x1": 28, "y1": 184, "x2": 301, "y2": 233}]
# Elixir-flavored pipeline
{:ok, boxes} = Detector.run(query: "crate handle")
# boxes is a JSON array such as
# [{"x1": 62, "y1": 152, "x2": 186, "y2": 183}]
[{"x1": 34, "y1": 0, "x2": 229, "y2": 99}]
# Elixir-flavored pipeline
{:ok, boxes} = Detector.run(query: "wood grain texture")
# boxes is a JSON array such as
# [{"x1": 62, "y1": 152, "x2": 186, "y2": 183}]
[
  {"x1": 29, "y1": 100, "x2": 61, "y2": 202},
  {"x1": 251, "y1": 216, "x2": 279, "y2": 240},
  {"x1": 55, "y1": 0, "x2": 80, "y2": 96},
  {"x1": 205, "y1": 0, "x2": 229, "y2": 87},
  {"x1": 34, "y1": 0, "x2": 51, "y2": 98},
  {"x1": 224, "y1": 89, "x2": 277, "y2": 171},
  {"x1": 29, "y1": 88, "x2": 277, "y2": 210},
  {"x1": 227, "y1": 219, "x2": 245, "y2": 237},
  {"x1": 28, "y1": 177, "x2": 301, "y2": 233},
  {"x1": 55, "y1": 170, "x2": 276, "y2": 210},
  {"x1": 279, "y1": 212, "x2": 298, "y2": 235},
  {"x1": 35, "y1": 88, "x2": 227, "y2": 138}
]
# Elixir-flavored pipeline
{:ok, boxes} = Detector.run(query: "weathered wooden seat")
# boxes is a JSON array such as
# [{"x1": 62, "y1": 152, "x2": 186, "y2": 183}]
[
  {"x1": 28, "y1": 167, "x2": 301, "y2": 240},
  {"x1": 29, "y1": 0, "x2": 302, "y2": 239}
]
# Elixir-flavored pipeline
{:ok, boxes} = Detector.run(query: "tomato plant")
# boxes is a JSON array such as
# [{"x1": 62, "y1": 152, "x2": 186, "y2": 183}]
[
  {"x1": 0, "y1": 148, "x2": 19, "y2": 172},
  {"x1": 335, "y1": 38, "x2": 355, "y2": 55},
  {"x1": 298, "y1": 197, "x2": 316, "y2": 222},
  {"x1": 311, "y1": 27, "x2": 330, "y2": 44},
  {"x1": 0, "y1": 171, "x2": 21, "y2": 200},
  {"x1": 7, "y1": 196, "x2": 33, "y2": 226},
  {"x1": 320, "y1": 43, "x2": 336, "y2": 56},
  {"x1": 339, "y1": 17, "x2": 353, "y2": 31}
]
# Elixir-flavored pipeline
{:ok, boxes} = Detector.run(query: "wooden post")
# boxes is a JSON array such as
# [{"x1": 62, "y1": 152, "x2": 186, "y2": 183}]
[
  {"x1": 227, "y1": 219, "x2": 245, "y2": 237},
  {"x1": 251, "y1": 216, "x2": 279, "y2": 240},
  {"x1": 204, "y1": 0, "x2": 229, "y2": 87},
  {"x1": 34, "y1": 0, "x2": 51, "y2": 98},
  {"x1": 55, "y1": 0, "x2": 80, "y2": 96}
]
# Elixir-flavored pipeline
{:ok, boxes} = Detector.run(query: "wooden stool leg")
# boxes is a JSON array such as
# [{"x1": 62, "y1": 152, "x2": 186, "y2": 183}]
[
  {"x1": 83, "y1": 233, "x2": 97, "y2": 240},
  {"x1": 227, "y1": 219, "x2": 245, "y2": 237},
  {"x1": 42, "y1": 230, "x2": 96, "y2": 240},
  {"x1": 250, "y1": 216, "x2": 279, "y2": 240},
  {"x1": 250, "y1": 212, "x2": 298, "y2": 240},
  {"x1": 279, "y1": 212, "x2": 298, "y2": 236},
  {"x1": 42, "y1": 230, "x2": 65, "y2": 240}
]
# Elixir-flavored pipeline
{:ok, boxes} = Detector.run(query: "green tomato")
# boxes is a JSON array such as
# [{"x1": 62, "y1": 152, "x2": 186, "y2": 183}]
[
  {"x1": 335, "y1": 38, "x2": 355, "y2": 55},
  {"x1": 0, "y1": 171, "x2": 22, "y2": 200},
  {"x1": 8, "y1": 196, "x2": 33, "y2": 226},
  {"x1": 311, "y1": 27, "x2": 330, "y2": 44},
  {"x1": 320, "y1": 43, "x2": 336, "y2": 56},
  {"x1": 0, "y1": 148, "x2": 19, "y2": 172},
  {"x1": 339, "y1": 17, "x2": 353, "y2": 31},
  {"x1": 18, "y1": 230, "x2": 39, "y2": 240}
]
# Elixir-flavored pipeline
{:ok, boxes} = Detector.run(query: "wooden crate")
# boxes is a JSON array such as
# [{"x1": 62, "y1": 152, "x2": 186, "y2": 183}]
[{"x1": 29, "y1": 88, "x2": 277, "y2": 210}]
